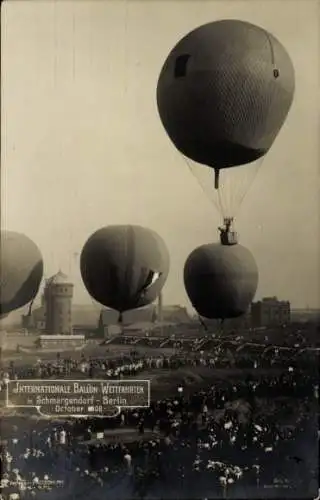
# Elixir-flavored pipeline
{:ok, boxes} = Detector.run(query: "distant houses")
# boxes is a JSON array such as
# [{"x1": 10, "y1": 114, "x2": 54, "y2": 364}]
[
  {"x1": 5, "y1": 290, "x2": 317, "y2": 337},
  {"x1": 98, "y1": 304, "x2": 190, "y2": 338},
  {"x1": 17, "y1": 299, "x2": 191, "y2": 338}
]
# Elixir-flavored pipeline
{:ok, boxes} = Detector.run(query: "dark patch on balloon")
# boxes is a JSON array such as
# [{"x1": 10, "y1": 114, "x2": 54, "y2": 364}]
[
  {"x1": 188, "y1": 280, "x2": 249, "y2": 319},
  {"x1": 174, "y1": 54, "x2": 191, "y2": 78},
  {"x1": 192, "y1": 302, "x2": 247, "y2": 320},
  {"x1": 273, "y1": 69, "x2": 280, "y2": 78},
  {"x1": 203, "y1": 141, "x2": 266, "y2": 169}
]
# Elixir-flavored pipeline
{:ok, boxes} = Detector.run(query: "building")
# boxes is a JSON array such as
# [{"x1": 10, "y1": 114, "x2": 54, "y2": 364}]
[
  {"x1": 23, "y1": 305, "x2": 46, "y2": 331},
  {"x1": 25, "y1": 303, "x2": 101, "y2": 335},
  {"x1": 36, "y1": 334, "x2": 85, "y2": 349},
  {"x1": 22, "y1": 303, "x2": 100, "y2": 335},
  {"x1": 251, "y1": 297, "x2": 291, "y2": 327},
  {"x1": 44, "y1": 271, "x2": 74, "y2": 335}
]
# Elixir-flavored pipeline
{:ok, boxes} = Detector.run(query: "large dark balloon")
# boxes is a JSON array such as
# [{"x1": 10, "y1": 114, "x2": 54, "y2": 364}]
[
  {"x1": 80, "y1": 225, "x2": 170, "y2": 313},
  {"x1": 184, "y1": 243, "x2": 258, "y2": 319},
  {"x1": 157, "y1": 20, "x2": 295, "y2": 171},
  {"x1": 0, "y1": 231, "x2": 44, "y2": 316}
]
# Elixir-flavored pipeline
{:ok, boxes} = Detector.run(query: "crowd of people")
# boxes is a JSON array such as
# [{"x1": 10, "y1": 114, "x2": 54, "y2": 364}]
[
  {"x1": 1, "y1": 333, "x2": 318, "y2": 384},
  {"x1": 0, "y1": 334, "x2": 319, "y2": 499}
]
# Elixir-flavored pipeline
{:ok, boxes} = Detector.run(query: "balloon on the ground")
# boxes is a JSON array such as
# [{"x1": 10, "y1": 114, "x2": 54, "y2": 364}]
[
  {"x1": 0, "y1": 231, "x2": 44, "y2": 316},
  {"x1": 157, "y1": 19, "x2": 295, "y2": 187},
  {"x1": 184, "y1": 242, "x2": 258, "y2": 320},
  {"x1": 80, "y1": 225, "x2": 170, "y2": 314}
]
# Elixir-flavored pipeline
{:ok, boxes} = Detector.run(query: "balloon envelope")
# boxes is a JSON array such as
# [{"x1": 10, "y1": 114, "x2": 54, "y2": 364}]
[
  {"x1": 184, "y1": 243, "x2": 258, "y2": 319},
  {"x1": 157, "y1": 19, "x2": 295, "y2": 169},
  {"x1": 80, "y1": 225, "x2": 170, "y2": 313},
  {"x1": 0, "y1": 231, "x2": 44, "y2": 316}
]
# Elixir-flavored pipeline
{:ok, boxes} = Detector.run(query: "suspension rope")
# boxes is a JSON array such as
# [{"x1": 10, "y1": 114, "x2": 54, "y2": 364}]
[
  {"x1": 264, "y1": 30, "x2": 279, "y2": 78},
  {"x1": 183, "y1": 156, "x2": 221, "y2": 214}
]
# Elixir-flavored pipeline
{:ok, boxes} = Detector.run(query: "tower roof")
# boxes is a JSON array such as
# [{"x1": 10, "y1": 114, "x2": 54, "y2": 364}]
[{"x1": 46, "y1": 270, "x2": 72, "y2": 286}]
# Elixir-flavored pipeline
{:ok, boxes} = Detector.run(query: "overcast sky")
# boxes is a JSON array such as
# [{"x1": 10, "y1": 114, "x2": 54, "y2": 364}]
[{"x1": 1, "y1": 0, "x2": 319, "y2": 309}]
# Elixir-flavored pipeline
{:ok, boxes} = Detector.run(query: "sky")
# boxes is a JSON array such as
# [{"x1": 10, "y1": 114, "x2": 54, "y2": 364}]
[{"x1": 1, "y1": 0, "x2": 320, "y2": 310}]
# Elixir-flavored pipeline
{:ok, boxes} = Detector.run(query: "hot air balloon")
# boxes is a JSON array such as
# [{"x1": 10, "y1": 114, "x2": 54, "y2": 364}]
[
  {"x1": 157, "y1": 19, "x2": 295, "y2": 220},
  {"x1": 184, "y1": 240, "x2": 258, "y2": 320},
  {"x1": 0, "y1": 231, "x2": 44, "y2": 316},
  {"x1": 80, "y1": 225, "x2": 170, "y2": 322}
]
